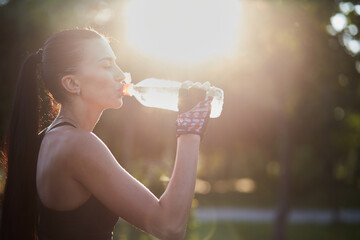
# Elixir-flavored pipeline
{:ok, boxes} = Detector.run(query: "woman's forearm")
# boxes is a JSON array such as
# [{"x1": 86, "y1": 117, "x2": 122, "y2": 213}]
[{"x1": 157, "y1": 134, "x2": 200, "y2": 238}]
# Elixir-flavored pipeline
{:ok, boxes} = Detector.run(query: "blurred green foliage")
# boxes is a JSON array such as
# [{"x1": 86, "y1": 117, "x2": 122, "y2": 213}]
[{"x1": 113, "y1": 220, "x2": 360, "y2": 240}]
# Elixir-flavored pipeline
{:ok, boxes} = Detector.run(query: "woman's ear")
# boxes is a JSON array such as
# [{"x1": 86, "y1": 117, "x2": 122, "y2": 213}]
[{"x1": 61, "y1": 75, "x2": 81, "y2": 95}]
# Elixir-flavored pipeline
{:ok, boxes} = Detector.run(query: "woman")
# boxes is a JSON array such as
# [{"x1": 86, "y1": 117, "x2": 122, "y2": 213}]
[{"x1": 0, "y1": 28, "x2": 212, "y2": 240}]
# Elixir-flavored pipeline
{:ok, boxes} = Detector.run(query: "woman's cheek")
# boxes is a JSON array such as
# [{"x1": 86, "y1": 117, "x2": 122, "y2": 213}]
[
  {"x1": 81, "y1": 74, "x2": 103, "y2": 99},
  {"x1": 91, "y1": 71, "x2": 111, "y2": 91},
  {"x1": 80, "y1": 68, "x2": 115, "y2": 100}
]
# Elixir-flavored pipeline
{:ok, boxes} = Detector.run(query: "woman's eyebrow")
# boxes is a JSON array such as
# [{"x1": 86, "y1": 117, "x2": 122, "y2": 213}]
[{"x1": 97, "y1": 56, "x2": 116, "y2": 62}]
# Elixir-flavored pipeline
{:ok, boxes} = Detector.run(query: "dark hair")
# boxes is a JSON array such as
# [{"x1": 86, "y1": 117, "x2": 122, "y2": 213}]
[{"x1": 0, "y1": 27, "x2": 106, "y2": 239}]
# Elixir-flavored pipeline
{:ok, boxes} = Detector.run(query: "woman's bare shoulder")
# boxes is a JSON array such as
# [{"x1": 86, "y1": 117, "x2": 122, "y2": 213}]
[
  {"x1": 44, "y1": 127, "x2": 112, "y2": 169},
  {"x1": 58, "y1": 128, "x2": 110, "y2": 158}
]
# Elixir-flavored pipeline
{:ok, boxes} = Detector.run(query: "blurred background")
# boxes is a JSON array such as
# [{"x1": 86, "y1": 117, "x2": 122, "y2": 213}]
[{"x1": 1, "y1": 0, "x2": 360, "y2": 239}]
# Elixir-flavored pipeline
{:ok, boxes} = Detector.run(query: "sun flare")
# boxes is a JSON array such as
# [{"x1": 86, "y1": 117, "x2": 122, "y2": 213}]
[{"x1": 124, "y1": 0, "x2": 241, "y2": 63}]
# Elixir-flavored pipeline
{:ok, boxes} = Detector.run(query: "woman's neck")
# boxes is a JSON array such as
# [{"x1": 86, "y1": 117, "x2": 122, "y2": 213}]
[{"x1": 56, "y1": 101, "x2": 104, "y2": 132}]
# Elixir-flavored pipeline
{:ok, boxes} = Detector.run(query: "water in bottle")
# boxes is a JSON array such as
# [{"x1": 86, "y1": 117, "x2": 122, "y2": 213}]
[{"x1": 122, "y1": 75, "x2": 224, "y2": 118}]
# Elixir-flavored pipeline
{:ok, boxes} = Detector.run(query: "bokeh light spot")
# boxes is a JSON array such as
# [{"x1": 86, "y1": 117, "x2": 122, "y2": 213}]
[
  {"x1": 355, "y1": 5, "x2": 360, "y2": 15},
  {"x1": 339, "y1": 2, "x2": 354, "y2": 15},
  {"x1": 348, "y1": 24, "x2": 358, "y2": 36},
  {"x1": 331, "y1": 13, "x2": 347, "y2": 32},
  {"x1": 234, "y1": 178, "x2": 256, "y2": 193},
  {"x1": 347, "y1": 39, "x2": 360, "y2": 54},
  {"x1": 195, "y1": 179, "x2": 211, "y2": 194}
]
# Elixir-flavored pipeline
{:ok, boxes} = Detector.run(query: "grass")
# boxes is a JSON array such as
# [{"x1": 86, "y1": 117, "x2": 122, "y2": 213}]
[{"x1": 113, "y1": 221, "x2": 360, "y2": 240}]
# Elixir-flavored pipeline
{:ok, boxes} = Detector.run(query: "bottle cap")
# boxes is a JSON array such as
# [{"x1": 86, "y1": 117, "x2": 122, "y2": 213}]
[{"x1": 122, "y1": 83, "x2": 133, "y2": 96}]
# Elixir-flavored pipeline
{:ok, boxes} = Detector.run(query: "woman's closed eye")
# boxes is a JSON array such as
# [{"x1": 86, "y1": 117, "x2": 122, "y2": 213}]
[{"x1": 103, "y1": 61, "x2": 113, "y2": 69}]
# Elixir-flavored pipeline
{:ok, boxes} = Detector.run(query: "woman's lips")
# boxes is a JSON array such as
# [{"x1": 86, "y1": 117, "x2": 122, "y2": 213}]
[{"x1": 118, "y1": 83, "x2": 126, "y2": 96}]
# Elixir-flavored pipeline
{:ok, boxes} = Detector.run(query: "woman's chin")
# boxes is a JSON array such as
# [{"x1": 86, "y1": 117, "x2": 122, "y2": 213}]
[
  {"x1": 103, "y1": 97, "x2": 124, "y2": 110},
  {"x1": 112, "y1": 98, "x2": 123, "y2": 109}
]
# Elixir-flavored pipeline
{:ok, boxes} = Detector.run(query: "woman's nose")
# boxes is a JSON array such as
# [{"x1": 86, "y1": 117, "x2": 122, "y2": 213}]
[
  {"x1": 115, "y1": 66, "x2": 126, "y2": 83},
  {"x1": 118, "y1": 72, "x2": 126, "y2": 83}
]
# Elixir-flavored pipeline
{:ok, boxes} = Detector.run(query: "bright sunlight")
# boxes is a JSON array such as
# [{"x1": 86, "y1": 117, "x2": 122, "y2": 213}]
[{"x1": 124, "y1": 0, "x2": 241, "y2": 64}]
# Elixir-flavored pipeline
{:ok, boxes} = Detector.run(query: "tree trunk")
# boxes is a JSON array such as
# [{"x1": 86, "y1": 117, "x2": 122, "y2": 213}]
[
  {"x1": 322, "y1": 137, "x2": 340, "y2": 224},
  {"x1": 272, "y1": 116, "x2": 291, "y2": 240}
]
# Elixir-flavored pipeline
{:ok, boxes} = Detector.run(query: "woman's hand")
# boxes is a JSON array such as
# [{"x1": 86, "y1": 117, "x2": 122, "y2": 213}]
[{"x1": 176, "y1": 87, "x2": 213, "y2": 140}]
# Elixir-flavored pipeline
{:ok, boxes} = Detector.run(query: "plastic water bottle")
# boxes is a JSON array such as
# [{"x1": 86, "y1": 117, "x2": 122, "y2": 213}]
[{"x1": 122, "y1": 75, "x2": 224, "y2": 118}]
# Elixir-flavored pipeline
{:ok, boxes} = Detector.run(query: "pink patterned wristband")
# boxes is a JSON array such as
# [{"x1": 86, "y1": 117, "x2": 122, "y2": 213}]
[{"x1": 176, "y1": 96, "x2": 213, "y2": 140}]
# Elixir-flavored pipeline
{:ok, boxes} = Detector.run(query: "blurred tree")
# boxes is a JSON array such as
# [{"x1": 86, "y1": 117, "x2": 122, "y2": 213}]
[{"x1": 325, "y1": 0, "x2": 360, "y2": 223}]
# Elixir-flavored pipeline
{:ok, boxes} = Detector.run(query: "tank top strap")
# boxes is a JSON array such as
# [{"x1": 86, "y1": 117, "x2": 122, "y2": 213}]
[
  {"x1": 48, "y1": 121, "x2": 77, "y2": 131},
  {"x1": 38, "y1": 121, "x2": 77, "y2": 141}
]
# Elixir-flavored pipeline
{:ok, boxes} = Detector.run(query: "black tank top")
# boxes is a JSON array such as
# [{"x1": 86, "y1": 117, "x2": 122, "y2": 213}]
[{"x1": 36, "y1": 122, "x2": 119, "y2": 240}]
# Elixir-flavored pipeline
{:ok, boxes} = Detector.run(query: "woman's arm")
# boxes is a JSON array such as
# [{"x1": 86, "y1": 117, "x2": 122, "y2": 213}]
[
  {"x1": 154, "y1": 134, "x2": 200, "y2": 239},
  {"x1": 67, "y1": 131, "x2": 200, "y2": 240}
]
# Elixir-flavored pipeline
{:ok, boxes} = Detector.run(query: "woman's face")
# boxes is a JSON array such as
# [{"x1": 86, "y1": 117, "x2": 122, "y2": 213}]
[{"x1": 75, "y1": 38, "x2": 126, "y2": 110}]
